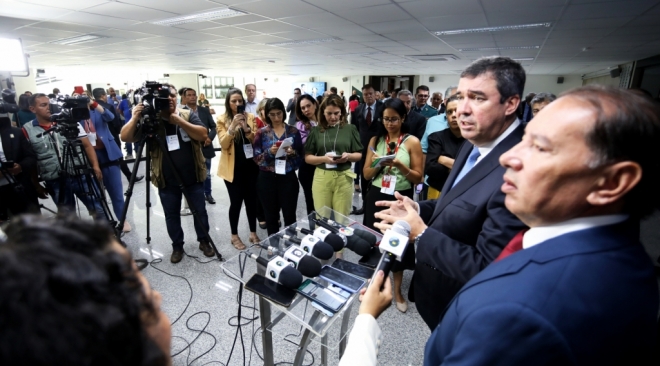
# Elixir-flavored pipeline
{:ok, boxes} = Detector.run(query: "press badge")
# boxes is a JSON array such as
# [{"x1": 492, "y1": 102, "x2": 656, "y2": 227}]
[
  {"x1": 275, "y1": 159, "x2": 286, "y2": 175},
  {"x1": 243, "y1": 144, "x2": 253, "y2": 158},
  {"x1": 380, "y1": 175, "x2": 397, "y2": 195},
  {"x1": 179, "y1": 127, "x2": 191, "y2": 142},
  {"x1": 325, "y1": 151, "x2": 337, "y2": 169},
  {"x1": 166, "y1": 135, "x2": 180, "y2": 151},
  {"x1": 87, "y1": 132, "x2": 97, "y2": 147}
]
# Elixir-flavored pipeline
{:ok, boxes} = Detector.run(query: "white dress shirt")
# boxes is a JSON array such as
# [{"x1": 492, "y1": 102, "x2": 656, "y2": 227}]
[
  {"x1": 523, "y1": 214, "x2": 629, "y2": 249},
  {"x1": 474, "y1": 118, "x2": 520, "y2": 164},
  {"x1": 338, "y1": 314, "x2": 382, "y2": 366},
  {"x1": 245, "y1": 99, "x2": 259, "y2": 114}
]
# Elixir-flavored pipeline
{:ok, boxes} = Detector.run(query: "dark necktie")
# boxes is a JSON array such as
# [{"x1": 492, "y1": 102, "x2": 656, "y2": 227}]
[
  {"x1": 495, "y1": 230, "x2": 528, "y2": 261},
  {"x1": 366, "y1": 106, "x2": 372, "y2": 126}
]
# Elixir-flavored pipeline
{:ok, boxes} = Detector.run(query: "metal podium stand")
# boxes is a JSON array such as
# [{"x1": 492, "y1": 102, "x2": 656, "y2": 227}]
[{"x1": 221, "y1": 208, "x2": 382, "y2": 366}]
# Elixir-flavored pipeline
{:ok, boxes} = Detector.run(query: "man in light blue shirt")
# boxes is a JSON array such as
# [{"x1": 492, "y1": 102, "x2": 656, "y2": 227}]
[{"x1": 421, "y1": 86, "x2": 456, "y2": 153}]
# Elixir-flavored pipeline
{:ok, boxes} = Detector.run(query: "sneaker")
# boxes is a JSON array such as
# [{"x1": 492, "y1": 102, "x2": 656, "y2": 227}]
[
  {"x1": 134, "y1": 175, "x2": 145, "y2": 183},
  {"x1": 199, "y1": 240, "x2": 215, "y2": 257},
  {"x1": 205, "y1": 194, "x2": 216, "y2": 204},
  {"x1": 180, "y1": 208, "x2": 192, "y2": 216},
  {"x1": 170, "y1": 249, "x2": 184, "y2": 263},
  {"x1": 125, "y1": 154, "x2": 133, "y2": 160}
]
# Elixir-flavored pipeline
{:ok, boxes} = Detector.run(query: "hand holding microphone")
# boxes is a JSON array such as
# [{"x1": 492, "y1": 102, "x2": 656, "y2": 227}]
[
  {"x1": 359, "y1": 270, "x2": 392, "y2": 319},
  {"x1": 373, "y1": 220, "x2": 411, "y2": 287}
]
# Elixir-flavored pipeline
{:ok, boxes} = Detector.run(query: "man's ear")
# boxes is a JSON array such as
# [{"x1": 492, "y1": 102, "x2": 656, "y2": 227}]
[
  {"x1": 504, "y1": 95, "x2": 521, "y2": 117},
  {"x1": 586, "y1": 161, "x2": 642, "y2": 207}
]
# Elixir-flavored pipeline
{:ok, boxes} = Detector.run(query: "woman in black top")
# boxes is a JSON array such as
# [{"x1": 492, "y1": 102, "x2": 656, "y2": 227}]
[
  {"x1": 425, "y1": 96, "x2": 464, "y2": 196},
  {"x1": 294, "y1": 94, "x2": 319, "y2": 214}
]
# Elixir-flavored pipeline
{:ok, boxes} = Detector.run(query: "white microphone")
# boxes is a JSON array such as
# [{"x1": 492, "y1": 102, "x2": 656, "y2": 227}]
[
  {"x1": 248, "y1": 252, "x2": 303, "y2": 289},
  {"x1": 373, "y1": 220, "x2": 411, "y2": 282}
]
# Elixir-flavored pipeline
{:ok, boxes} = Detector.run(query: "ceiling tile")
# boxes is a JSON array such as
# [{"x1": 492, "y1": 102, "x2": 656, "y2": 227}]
[
  {"x1": 364, "y1": 19, "x2": 427, "y2": 34},
  {"x1": 82, "y1": 2, "x2": 178, "y2": 21},
  {"x1": 120, "y1": 0, "x2": 225, "y2": 14},
  {"x1": 233, "y1": 0, "x2": 325, "y2": 19},
  {"x1": 235, "y1": 20, "x2": 302, "y2": 33},
  {"x1": 200, "y1": 26, "x2": 260, "y2": 38},
  {"x1": 398, "y1": 0, "x2": 484, "y2": 17},
  {"x1": 56, "y1": 12, "x2": 140, "y2": 28},
  {"x1": 304, "y1": 0, "x2": 390, "y2": 12},
  {"x1": 562, "y1": 0, "x2": 658, "y2": 20},
  {"x1": 420, "y1": 13, "x2": 489, "y2": 31},
  {"x1": 335, "y1": 4, "x2": 412, "y2": 24}
]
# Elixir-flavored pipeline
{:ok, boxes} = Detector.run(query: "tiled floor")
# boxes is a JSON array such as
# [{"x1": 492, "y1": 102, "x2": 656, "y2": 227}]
[{"x1": 40, "y1": 154, "x2": 431, "y2": 366}]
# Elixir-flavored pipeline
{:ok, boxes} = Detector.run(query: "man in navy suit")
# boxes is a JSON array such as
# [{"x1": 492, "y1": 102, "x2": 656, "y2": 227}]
[
  {"x1": 340, "y1": 85, "x2": 660, "y2": 366},
  {"x1": 374, "y1": 57, "x2": 528, "y2": 329}
]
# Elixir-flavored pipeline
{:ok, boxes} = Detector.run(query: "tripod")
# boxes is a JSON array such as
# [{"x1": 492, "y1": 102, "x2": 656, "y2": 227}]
[
  {"x1": 55, "y1": 136, "x2": 120, "y2": 239},
  {"x1": 116, "y1": 121, "x2": 223, "y2": 261}
]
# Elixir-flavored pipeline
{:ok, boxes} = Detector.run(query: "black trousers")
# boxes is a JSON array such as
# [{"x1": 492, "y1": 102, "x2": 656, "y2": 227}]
[
  {"x1": 257, "y1": 170, "x2": 299, "y2": 235},
  {"x1": 224, "y1": 164, "x2": 259, "y2": 234},
  {"x1": 0, "y1": 182, "x2": 40, "y2": 220},
  {"x1": 297, "y1": 162, "x2": 315, "y2": 215}
]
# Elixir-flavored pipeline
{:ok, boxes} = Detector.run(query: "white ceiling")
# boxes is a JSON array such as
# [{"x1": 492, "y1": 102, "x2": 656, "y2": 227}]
[{"x1": 1, "y1": 0, "x2": 659, "y2": 76}]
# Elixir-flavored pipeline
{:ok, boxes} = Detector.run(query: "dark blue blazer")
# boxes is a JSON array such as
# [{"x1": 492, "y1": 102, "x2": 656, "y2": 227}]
[
  {"x1": 414, "y1": 122, "x2": 527, "y2": 330},
  {"x1": 424, "y1": 220, "x2": 659, "y2": 365}
]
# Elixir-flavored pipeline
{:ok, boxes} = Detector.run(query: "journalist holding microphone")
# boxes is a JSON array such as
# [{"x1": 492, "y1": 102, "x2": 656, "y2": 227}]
[
  {"x1": 252, "y1": 98, "x2": 304, "y2": 236},
  {"x1": 216, "y1": 88, "x2": 260, "y2": 250}
]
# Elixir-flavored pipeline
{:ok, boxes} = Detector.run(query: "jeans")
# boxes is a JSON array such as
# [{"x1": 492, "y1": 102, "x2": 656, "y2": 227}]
[
  {"x1": 158, "y1": 182, "x2": 209, "y2": 250},
  {"x1": 45, "y1": 175, "x2": 106, "y2": 220},
  {"x1": 204, "y1": 158, "x2": 212, "y2": 196},
  {"x1": 95, "y1": 148, "x2": 125, "y2": 221},
  {"x1": 125, "y1": 141, "x2": 140, "y2": 156}
]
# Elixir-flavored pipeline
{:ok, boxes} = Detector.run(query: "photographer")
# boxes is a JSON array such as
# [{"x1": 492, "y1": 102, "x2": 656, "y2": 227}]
[
  {"x1": 1, "y1": 107, "x2": 39, "y2": 219},
  {"x1": 120, "y1": 83, "x2": 213, "y2": 264},
  {"x1": 23, "y1": 93, "x2": 105, "y2": 219},
  {"x1": 88, "y1": 88, "x2": 129, "y2": 231}
]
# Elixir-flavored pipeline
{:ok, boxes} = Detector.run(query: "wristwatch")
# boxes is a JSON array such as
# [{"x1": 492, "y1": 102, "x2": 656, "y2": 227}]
[{"x1": 414, "y1": 229, "x2": 426, "y2": 248}]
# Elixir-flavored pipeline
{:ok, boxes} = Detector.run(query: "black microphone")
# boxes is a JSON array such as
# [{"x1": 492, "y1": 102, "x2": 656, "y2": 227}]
[
  {"x1": 311, "y1": 218, "x2": 372, "y2": 256},
  {"x1": 296, "y1": 226, "x2": 344, "y2": 252},
  {"x1": 373, "y1": 220, "x2": 411, "y2": 287},
  {"x1": 248, "y1": 252, "x2": 303, "y2": 289},
  {"x1": 281, "y1": 234, "x2": 334, "y2": 260},
  {"x1": 388, "y1": 141, "x2": 397, "y2": 154},
  {"x1": 282, "y1": 246, "x2": 322, "y2": 277},
  {"x1": 319, "y1": 217, "x2": 379, "y2": 247}
]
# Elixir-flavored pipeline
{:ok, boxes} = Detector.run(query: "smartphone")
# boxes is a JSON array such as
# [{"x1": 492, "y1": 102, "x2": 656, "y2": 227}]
[
  {"x1": 1, "y1": 160, "x2": 14, "y2": 169},
  {"x1": 244, "y1": 274, "x2": 297, "y2": 307},
  {"x1": 331, "y1": 155, "x2": 343, "y2": 160},
  {"x1": 319, "y1": 265, "x2": 365, "y2": 293},
  {"x1": 331, "y1": 258, "x2": 374, "y2": 280},
  {"x1": 237, "y1": 105, "x2": 245, "y2": 114},
  {"x1": 297, "y1": 279, "x2": 347, "y2": 313},
  {"x1": 358, "y1": 247, "x2": 382, "y2": 269}
]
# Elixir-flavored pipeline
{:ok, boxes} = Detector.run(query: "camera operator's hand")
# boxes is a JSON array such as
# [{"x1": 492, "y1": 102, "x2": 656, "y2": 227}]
[
  {"x1": 132, "y1": 104, "x2": 144, "y2": 119},
  {"x1": 7, "y1": 163, "x2": 22, "y2": 175}
]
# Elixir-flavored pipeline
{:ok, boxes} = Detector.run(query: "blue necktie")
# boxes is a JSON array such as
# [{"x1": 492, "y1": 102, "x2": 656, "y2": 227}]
[{"x1": 452, "y1": 146, "x2": 481, "y2": 188}]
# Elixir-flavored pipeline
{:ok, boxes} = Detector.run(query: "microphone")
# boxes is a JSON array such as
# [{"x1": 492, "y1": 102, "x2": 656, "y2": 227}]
[
  {"x1": 296, "y1": 226, "x2": 344, "y2": 252},
  {"x1": 319, "y1": 217, "x2": 379, "y2": 247},
  {"x1": 311, "y1": 218, "x2": 372, "y2": 256},
  {"x1": 388, "y1": 141, "x2": 397, "y2": 154},
  {"x1": 248, "y1": 252, "x2": 303, "y2": 289},
  {"x1": 281, "y1": 234, "x2": 334, "y2": 260},
  {"x1": 374, "y1": 220, "x2": 411, "y2": 285},
  {"x1": 282, "y1": 246, "x2": 322, "y2": 277}
]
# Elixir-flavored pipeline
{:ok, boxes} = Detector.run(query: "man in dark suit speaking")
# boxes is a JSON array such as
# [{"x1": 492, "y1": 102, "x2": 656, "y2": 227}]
[
  {"x1": 340, "y1": 85, "x2": 660, "y2": 366},
  {"x1": 374, "y1": 57, "x2": 527, "y2": 330}
]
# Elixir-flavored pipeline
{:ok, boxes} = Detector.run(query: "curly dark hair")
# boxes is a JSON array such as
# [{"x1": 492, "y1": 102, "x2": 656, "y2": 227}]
[{"x1": 0, "y1": 215, "x2": 167, "y2": 366}]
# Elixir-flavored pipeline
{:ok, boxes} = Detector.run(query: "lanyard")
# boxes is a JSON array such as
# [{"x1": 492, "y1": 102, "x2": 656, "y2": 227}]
[
  {"x1": 323, "y1": 124, "x2": 340, "y2": 155},
  {"x1": 384, "y1": 134, "x2": 404, "y2": 175}
]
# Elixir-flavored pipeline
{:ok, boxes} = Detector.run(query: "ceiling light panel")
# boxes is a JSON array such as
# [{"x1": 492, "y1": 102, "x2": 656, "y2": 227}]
[
  {"x1": 167, "y1": 49, "x2": 224, "y2": 56},
  {"x1": 435, "y1": 22, "x2": 551, "y2": 36},
  {"x1": 49, "y1": 35, "x2": 107, "y2": 45},
  {"x1": 268, "y1": 38, "x2": 341, "y2": 46},
  {"x1": 152, "y1": 8, "x2": 247, "y2": 26},
  {"x1": 458, "y1": 46, "x2": 540, "y2": 52}
]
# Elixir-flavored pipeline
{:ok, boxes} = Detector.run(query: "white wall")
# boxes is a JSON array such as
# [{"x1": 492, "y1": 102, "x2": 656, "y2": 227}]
[
  {"x1": 582, "y1": 74, "x2": 620, "y2": 87},
  {"x1": 11, "y1": 69, "x2": 37, "y2": 94},
  {"x1": 418, "y1": 74, "x2": 583, "y2": 98}
]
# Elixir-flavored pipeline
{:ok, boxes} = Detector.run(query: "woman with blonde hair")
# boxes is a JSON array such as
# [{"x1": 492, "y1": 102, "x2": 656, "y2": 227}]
[
  {"x1": 304, "y1": 95, "x2": 362, "y2": 218},
  {"x1": 198, "y1": 93, "x2": 210, "y2": 107},
  {"x1": 216, "y1": 88, "x2": 260, "y2": 250}
]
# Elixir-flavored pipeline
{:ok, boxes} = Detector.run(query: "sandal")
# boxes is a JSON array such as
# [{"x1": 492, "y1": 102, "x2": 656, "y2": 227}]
[
  {"x1": 249, "y1": 233, "x2": 262, "y2": 244},
  {"x1": 231, "y1": 237, "x2": 246, "y2": 250}
]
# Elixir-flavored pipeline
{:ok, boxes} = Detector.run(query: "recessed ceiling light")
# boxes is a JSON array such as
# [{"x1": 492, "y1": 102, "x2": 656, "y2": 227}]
[
  {"x1": 152, "y1": 8, "x2": 247, "y2": 26},
  {"x1": 458, "y1": 46, "x2": 540, "y2": 52},
  {"x1": 512, "y1": 57, "x2": 535, "y2": 61},
  {"x1": 49, "y1": 35, "x2": 106, "y2": 45},
  {"x1": 407, "y1": 54, "x2": 460, "y2": 61},
  {"x1": 268, "y1": 38, "x2": 341, "y2": 46},
  {"x1": 167, "y1": 49, "x2": 224, "y2": 56},
  {"x1": 435, "y1": 23, "x2": 551, "y2": 36}
]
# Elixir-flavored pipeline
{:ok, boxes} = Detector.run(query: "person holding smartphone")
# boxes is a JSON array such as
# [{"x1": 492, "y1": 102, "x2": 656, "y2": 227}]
[
  {"x1": 252, "y1": 98, "x2": 304, "y2": 235},
  {"x1": 216, "y1": 88, "x2": 261, "y2": 250},
  {"x1": 304, "y1": 95, "x2": 362, "y2": 227}
]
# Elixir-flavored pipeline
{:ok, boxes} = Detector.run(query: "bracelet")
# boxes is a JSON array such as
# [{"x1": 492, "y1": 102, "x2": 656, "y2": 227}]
[
  {"x1": 404, "y1": 168, "x2": 411, "y2": 177},
  {"x1": 90, "y1": 101, "x2": 99, "y2": 109},
  {"x1": 414, "y1": 228, "x2": 426, "y2": 246},
  {"x1": 227, "y1": 129, "x2": 235, "y2": 135}
]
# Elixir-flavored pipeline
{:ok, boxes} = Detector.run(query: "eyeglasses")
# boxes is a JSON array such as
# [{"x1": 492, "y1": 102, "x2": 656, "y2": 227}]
[
  {"x1": 268, "y1": 111, "x2": 283, "y2": 118},
  {"x1": 383, "y1": 117, "x2": 401, "y2": 124},
  {"x1": 417, "y1": 94, "x2": 429, "y2": 99}
]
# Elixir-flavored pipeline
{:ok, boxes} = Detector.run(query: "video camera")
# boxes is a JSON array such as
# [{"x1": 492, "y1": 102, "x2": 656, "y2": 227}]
[
  {"x1": 136, "y1": 81, "x2": 171, "y2": 128},
  {"x1": 0, "y1": 89, "x2": 18, "y2": 115},
  {"x1": 47, "y1": 96, "x2": 91, "y2": 140}
]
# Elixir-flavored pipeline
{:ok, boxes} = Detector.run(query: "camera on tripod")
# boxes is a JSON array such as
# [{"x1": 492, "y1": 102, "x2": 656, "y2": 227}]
[
  {"x1": 136, "y1": 81, "x2": 171, "y2": 128},
  {"x1": 0, "y1": 89, "x2": 19, "y2": 115},
  {"x1": 49, "y1": 96, "x2": 90, "y2": 140}
]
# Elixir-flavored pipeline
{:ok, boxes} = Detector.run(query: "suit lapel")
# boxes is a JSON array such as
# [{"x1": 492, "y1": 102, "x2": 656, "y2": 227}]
[{"x1": 429, "y1": 124, "x2": 524, "y2": 224}]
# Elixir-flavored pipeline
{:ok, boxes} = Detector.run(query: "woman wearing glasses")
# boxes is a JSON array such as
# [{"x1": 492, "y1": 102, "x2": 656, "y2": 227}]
[
  {"x1": 252, "y1": 98, "x2": 304, "y2": 235},
  {"x1": 217, "y1": 88, "x2": 260, "y2": 250},
  {"x1": 362, "y1": 98, "x2": 424, "y2": 313},
  {"x1": 304, "y1": 95, "x2": 362, "y2": 219},
  {"x1": 294, "y1": 94, "x2": 319, "y2": 215}
]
